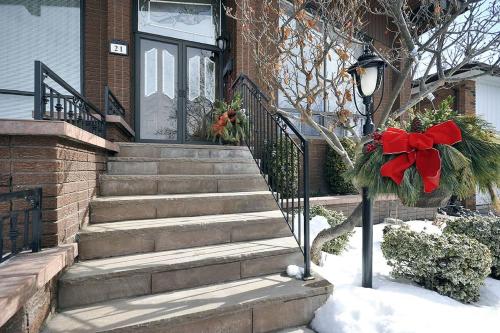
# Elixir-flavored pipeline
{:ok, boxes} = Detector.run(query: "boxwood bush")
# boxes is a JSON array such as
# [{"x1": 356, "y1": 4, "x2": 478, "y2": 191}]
[
  {"x1": 310, "y1": 205, "x2": 353, "y2": 255},
  {"x1": 444, "y1": 215, "x2": 500, "y2": 278},
  {"x1": 264, "y1": 139, "x2": 298, "y2": 198},
  {"x1": 325, "y1": 137, "x2": 358, "y2": 195},
  {"x1": 382, "y1": 225, "x2": 492, "y2": 303}
]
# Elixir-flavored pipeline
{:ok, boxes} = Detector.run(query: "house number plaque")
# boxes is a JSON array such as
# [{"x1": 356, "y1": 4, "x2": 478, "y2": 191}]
[{"x1": 110, "y1": 40, "x2": 128, "y2": 56}]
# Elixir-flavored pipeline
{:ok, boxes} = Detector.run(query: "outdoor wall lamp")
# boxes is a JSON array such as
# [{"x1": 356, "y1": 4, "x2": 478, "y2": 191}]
[
  {"x1": 348, "y1": 44, "x2": 386, "y2": 289},
  {"x1": 216, "y1": 35, "x2": 230, "y2": 53}
]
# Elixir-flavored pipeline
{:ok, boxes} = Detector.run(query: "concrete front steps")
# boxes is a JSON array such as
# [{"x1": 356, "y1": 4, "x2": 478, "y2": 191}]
[
  {"x1": 45, "y1": 273, "x2": 331, "y2": 333},
  {"x1": 78, "y1": 210, "x2": 290, "y2": 260},
  {"x1": 43, "y1": 143, "x2": 330, "y2": 333},
  {"x1": 58, "y1": 237, "x2": 302, "y2": 309},
  {"x1": 90, "y1": 191, "x2": 278, "y2": 223},
  {"x1": 100, "y1": 174, "x2": 268, "y2": 196}
]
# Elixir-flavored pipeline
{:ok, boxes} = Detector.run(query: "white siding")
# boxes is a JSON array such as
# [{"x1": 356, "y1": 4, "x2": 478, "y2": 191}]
[{"x1": 475, "y1": 75, "x2": 500, "y2": 205}]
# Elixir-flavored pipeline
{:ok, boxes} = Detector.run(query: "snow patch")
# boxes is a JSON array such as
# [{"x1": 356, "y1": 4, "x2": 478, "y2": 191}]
[
  {"x1": 310, "y1": 223, "x2": 500, "y2": 333},
  {"x1": 286, "y1": 265, "x2": 304, "y2": 279}
]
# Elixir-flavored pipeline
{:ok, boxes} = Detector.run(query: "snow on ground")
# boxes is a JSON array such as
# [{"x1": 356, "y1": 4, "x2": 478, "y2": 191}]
[{"x1": 309, "y1": 220, "x2": 500, "y2": 333}]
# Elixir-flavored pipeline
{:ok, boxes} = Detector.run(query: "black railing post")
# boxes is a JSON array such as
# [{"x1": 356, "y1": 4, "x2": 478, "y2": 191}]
[
  {"x1": 34, "y1": 60, "x2": 43, "y2": 120},
  {"x1": 303, "y1": 140, "x2": 312, "y2": 280},
  {"x1": 104, "y1": 85, "x2": 110, "y2": 115}
]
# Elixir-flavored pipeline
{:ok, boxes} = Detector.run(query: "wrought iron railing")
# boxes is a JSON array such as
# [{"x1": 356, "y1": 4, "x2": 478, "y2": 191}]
[
  {"x1": 34, "y1": 61, "x2": 106, "y2": 138},
  {"x1": 0, "y1": 188, "x2": 42, "y2": 263},
  {"x1": 232, "y1": 75, "x2": 312, "y2": 279},
  {"x1": 104, "y1": 85, "x2": 126, "y2": 117}
]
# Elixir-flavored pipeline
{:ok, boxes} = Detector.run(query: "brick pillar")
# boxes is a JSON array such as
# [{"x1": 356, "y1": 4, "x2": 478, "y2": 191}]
[
  {"x1": 107, "y1": 0, "x2": 134, "y2": 129},
  {"x1": 84, "y1": 0, "x2": 108, "y2": 111}
]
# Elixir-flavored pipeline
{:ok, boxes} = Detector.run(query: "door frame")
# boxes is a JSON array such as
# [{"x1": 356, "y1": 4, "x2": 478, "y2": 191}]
[{"x1": 134, "y1": 32, "x2": 223, "y2": 143}]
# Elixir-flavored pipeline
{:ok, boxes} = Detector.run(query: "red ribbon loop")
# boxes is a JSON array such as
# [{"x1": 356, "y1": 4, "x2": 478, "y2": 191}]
[{"x1": 380, "y1": 120, "x2": 462, "y2": 193}]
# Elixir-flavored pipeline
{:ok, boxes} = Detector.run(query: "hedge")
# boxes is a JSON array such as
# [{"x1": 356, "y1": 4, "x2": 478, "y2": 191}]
[
  {"x1": 382, "y1": 225, "x2": 492, "y2": 303},
  {"x1": 325, "y1": 137, "x2": 358, "y2": 195},
  {"x1": 444, "y1": 214, "x2": 500, "y2": 278}
]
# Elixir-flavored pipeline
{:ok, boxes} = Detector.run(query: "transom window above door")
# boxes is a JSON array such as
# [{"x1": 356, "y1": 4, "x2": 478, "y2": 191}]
[{"x1": 138, "y1": 0, "x2": 221, "y2": 46}]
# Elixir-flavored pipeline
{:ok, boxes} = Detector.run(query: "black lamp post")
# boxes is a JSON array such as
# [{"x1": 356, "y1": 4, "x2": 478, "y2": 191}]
[{"x1": 348, "y1": 44, "x2": 386, "y2": 288}]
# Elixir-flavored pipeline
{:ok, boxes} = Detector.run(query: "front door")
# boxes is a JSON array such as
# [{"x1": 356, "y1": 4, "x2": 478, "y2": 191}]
[{"x1": 137, "y1": 36, "x2": 220, "y2": 143}]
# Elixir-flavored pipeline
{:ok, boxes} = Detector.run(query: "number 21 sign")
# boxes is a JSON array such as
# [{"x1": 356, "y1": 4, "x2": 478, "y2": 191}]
[{"x1": 110, "y1": 40, "x2": 128, "y2": 56}]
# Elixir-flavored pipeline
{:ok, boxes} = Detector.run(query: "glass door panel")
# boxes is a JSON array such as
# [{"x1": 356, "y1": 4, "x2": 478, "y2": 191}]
[
  {"x1": 139, "y1": 39, "x2": 179, "y2": 141},
  {"x1": 185, "y1": 47, "x2": 218, "y2": 142}
]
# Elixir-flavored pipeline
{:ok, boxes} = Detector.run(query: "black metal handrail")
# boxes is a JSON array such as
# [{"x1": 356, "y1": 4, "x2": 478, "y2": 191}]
[
  {"x1": 0, "y1": 188, "x2": 42, "y2": 263},
  {"x1": 104, "y1": 85, "x2": 126, "y2": 117},
  {"x1": 34, "y1": 61, "x2": 106, "y2": 138},
  {"x1": 232, "y1": 75, "x2": 312, "y2": 279}
]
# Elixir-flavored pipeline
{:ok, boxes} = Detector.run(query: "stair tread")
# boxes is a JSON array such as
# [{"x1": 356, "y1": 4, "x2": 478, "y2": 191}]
[
  {"x1": 45, "y1": 273, "x2": 331, "y2": 333},
  {"x1": 108, "y1": 156, "x2": 255, "y2": 163},
  {"x1": 118, "y1": 142, "x2": 250, "y2": 150},
  {"x1": 62, "y1": 237, "x2": 298, "y2": 281},
  {"x1": 100, "y1": 173, "x2": 263, "y2": 180},
  {"x1": 91, "y1": 191, "x2": 272, "y2": 202},
  {"x1": 276, "y1": 327, "x2": 316, "y2": 333},
  {"x1": 81, "y1": 210, "x2": 285, "y2": 234}
]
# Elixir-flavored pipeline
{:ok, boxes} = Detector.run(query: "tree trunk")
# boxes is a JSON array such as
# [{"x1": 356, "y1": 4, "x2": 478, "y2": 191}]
[
  {"x1": 310, "y1": 202, "x2": 363, "y2": 264},
  {"x1": 487, "y1": 183, "x2": 500, "y2": 215}
]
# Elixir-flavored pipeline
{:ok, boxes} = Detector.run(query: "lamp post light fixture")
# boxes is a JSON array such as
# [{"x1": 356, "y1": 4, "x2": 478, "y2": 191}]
[
  {"x1": 216, "y1": 35, "x2": 230, "y2": 53},
  {"x1": 348, "y1": 44, "x2": 386, "y2": 288}
]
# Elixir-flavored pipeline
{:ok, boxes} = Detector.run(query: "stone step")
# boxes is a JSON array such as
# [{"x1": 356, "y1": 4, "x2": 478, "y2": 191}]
[
  {"x1": 99, "y1": 174, "x2": 267, "y2": 196},
  {"x1": 45, "y1": 273, "x2": 332, "y2": 333},
  {"x1": 59, "y1": 237, "x2": 302, "y2": 309},
  {"x1": 117, "y1": 142, "x2": 252, "y2": 159},
  {"x1": 79, "y1": 210, "x2": 290, "y2": 260},
  {"x1": 107, "y1": 157, "x2": 259, "y2": 175},
  {"x1": 90, "y1": 191, "x2": 278, "y2": 224},
  {"x1": 275, "y1": 327, "x2": 316, "y2": 333}
]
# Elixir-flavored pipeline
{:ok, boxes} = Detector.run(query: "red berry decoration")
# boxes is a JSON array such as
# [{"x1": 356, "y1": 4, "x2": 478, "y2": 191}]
[
  {"x1": 365, "y1": 143, "x2": 377, "y2": 153},
  {"x1": 373, "y1": 132, "x2": 382, "y2": 142}
]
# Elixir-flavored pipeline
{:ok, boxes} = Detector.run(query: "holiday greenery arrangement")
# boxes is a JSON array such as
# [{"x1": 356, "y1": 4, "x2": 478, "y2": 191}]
[
  {"x1": 208, "y1": 93, "x2": 248, "y2": 145},
  {"x1": 351, "y1": 97, "x2": 500, "y2": 207}
]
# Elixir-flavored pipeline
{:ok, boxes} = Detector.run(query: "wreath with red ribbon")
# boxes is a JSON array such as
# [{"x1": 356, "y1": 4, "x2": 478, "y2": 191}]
[
  {"x1": 380, "y1": 120, "x2": 462, "y2": 193},
  {"x1": 349, "y1": 105, "x2": 500, "y2": 208}
]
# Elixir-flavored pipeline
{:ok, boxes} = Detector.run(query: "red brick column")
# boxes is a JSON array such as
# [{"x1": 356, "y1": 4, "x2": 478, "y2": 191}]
[{"x1": 107, "y1": 0, "x2": 134, "y2": 128}]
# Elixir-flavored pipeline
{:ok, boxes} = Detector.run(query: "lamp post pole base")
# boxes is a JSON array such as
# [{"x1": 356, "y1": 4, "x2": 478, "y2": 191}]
[{"x1": 361, "y1": 186, "x2": 373, "y2": 288}]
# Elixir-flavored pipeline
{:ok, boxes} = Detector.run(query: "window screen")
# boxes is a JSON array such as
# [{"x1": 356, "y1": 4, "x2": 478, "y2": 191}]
[{"x1": 0, "y1": 0, "x2": 81, "y2": 119}]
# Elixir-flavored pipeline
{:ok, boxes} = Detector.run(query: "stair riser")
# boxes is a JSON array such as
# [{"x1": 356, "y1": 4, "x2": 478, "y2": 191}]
[
  {"x1": 118, "y1": 145, "x2": 252, "y2": 159},
  {"x1": 107, "y1": 160, "x2": 260, "y2": 175},
  {"x1": 58, "y1": 251, "x2": 302, "y2": 309},
  {"x1": 100, "y1": 176, "x2": 267, "y2": 196},
  {"x1": 90, "y1": 194, "x2": 277, "y2": 223},
  {"x1": 57, "y1": 293, "x2": 328, "y2": 333},
  {"x1": 79, "y1": 220, "x2": 290, "y2": 260}
]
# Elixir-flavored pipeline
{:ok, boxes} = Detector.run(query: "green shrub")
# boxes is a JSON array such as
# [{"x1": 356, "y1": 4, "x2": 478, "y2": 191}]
[
  {"x1": 382, "y1": 225, "x2": 492, "y2": 303},
  {"x1": 264, "y1": 139, "x2": 298, "y2": 198},
  {"x1": 444, "y1": 214, "x2": 500, "y2": 278},
  {"x1": 325, "y1": 137, "x2": 358, "y2": 195},
  {"x1": 310, "y1": 205, "x2": 352, "y2": 255}
]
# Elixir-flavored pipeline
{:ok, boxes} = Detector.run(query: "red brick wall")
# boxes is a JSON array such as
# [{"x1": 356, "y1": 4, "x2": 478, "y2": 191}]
[
  {"x1": 416, "y1": 80, "x2": 476, "y2": 116},
  {"x1": 0, "y1": 136, "x2": 110, "y2": 247}
]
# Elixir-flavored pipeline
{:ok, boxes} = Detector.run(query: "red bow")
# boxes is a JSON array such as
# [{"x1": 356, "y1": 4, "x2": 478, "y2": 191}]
[{"x1": 380, "y1": 120, "x2": 462, "y2": 193}]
